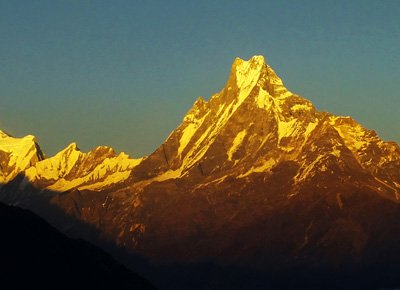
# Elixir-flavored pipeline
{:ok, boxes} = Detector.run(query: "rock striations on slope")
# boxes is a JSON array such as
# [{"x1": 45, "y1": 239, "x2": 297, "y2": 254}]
[{"x1": 1, "y1": 55, "x2": 400, "y2": 289}]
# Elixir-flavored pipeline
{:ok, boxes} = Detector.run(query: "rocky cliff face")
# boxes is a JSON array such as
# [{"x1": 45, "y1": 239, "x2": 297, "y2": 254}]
[{"x1": 1, "y1": 55, "x2": 400, "y2": 289}]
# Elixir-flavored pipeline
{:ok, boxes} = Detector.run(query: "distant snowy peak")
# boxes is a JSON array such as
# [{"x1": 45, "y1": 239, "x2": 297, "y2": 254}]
[
  {"x1": 0, "y1": 131, "x2": 44, "y2": 183},
  {"x1": 24, "y1": 143, "x2": 142, "y2": 191},
  {"x1": 0, "y1": 131, "x2": 142, "y2": 191}
]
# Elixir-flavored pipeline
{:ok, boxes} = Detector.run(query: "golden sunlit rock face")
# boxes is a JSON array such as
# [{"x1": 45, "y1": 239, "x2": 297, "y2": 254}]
[{"x1": 1, "y1": 55, "x2": 400, "y2": 289}]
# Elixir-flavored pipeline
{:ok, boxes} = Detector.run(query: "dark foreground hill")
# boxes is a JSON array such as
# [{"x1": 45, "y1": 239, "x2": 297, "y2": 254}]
[{"x1": 0, "y1": 201, "x2": 155, "y2": 290}]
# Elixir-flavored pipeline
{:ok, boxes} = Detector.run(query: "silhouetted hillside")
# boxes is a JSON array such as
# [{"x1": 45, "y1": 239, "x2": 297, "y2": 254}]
[{"x1": 0, "y1": 202, "x2": 156, "y2": 290}]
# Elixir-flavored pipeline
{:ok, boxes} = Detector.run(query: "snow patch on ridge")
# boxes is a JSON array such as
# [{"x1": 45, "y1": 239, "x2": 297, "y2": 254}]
[
  {"x1": 304, "y1": 122, "x2": 318, "y2": 137},
  {"x1": 295, "y1": 155, "x2": 327, "y2": 183},
  {"x1": 291, "y1": 103, "x2": 312, "y2": 112},
  {"x1": 228, "y1": 129, "x2": 247, "y2": 161},
  {"x1": 154, "y1": 168, "x2": 182, "y2": 182},
  {"x1": 255, "y1": 89, "x2": 273, "y2": 109},
  {"x1": 238, "y1": 158, "x2": 276, "y2": 178},
  {"x1": 178, "y1": 112, "x2": 209, "y2": 156}
]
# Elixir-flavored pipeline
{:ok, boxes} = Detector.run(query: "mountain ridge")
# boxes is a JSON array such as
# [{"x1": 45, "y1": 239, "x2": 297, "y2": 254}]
[
  {"x1": 0, "y1": 131, "x2": 142, "y2": 191},
  {"x1": 1, "y1": 56, "x2": 398, "y2": 191}
]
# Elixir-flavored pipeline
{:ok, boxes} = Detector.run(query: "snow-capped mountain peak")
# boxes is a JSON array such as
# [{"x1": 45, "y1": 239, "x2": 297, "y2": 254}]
[
  {"x1": 129, "y1": 56, "x2": 399, "y2": 199},
  {"x1": 0, "y1": 131, "x2": 44, "y2": 183},
  {"x1": 227, "y1": 55, "x2": 290, "y2": 102}
]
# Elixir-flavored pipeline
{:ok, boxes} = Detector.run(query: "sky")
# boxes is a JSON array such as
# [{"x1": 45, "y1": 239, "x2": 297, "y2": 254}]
[{"x1": 0, "y1": 0, "x2": 399, "y2": 157}]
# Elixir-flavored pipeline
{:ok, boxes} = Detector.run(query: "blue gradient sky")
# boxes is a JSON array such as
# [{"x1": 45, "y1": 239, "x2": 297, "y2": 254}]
[{"x1": 0, "y1": 0, "x2": 399, "y2": 157}]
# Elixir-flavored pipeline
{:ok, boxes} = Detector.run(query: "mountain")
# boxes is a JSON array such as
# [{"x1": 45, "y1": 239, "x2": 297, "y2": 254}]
[
  {"x1": 0, "y1": 130, "x2": 44, "y2": 183},
  {"x1": 24, "y1": 142, "x2": 142, "y2": 191},
  {"x1": 0, "y1": 201, "x2": 155, "y2": 289},
  {"x1": 1, "y1": 55, "x2": 400, "y2": 289},
  {"x1": 0, "y1": 132, "x2": 142, "y2": 191},
  {"x1": 131, "y1": 55, "x2": 399, "y2": 190}
]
